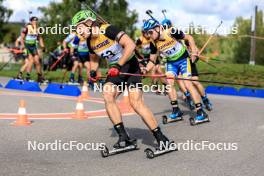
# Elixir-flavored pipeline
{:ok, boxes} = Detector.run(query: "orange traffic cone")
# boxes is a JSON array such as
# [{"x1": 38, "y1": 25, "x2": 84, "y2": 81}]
[
  {"x1": 12, "y1": 100, "x2": 31, "y2": 126},
  {"x1": 118, "y1": 87, "x2": 134, "y2": 113},
  {"x1": 81, "y1": 81, "x2": 89, "y2": 100},
  {"x1": 73, "y1": 96, "x2": 87, "y2": 119}
]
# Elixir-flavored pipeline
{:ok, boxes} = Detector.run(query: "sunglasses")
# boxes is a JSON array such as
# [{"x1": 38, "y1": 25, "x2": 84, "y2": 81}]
[{"x1": 146, "y1": 30, "x2": 155, "y2": 35}]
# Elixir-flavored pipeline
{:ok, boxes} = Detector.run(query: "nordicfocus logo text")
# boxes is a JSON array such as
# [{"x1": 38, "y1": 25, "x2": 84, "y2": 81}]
[
  {"x1": 27, "y1": 140, "x2": 105, "y2": 151},
  {"x1": 159, "y1": 140, "x2": 238, "y2": 151}
]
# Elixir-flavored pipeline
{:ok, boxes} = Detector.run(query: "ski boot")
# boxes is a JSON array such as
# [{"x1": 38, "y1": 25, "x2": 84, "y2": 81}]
[
  {"x1": 15, "y1": 72, "x2": 23, "y2": 80},
  {"x1": 101, "y1": 123, "x2": 138, "y2": 158},
  {"x1": 189, "y1": 106, "x2": 210, "y2": 126},
  {"x1": 202, "y1": 95, "x2": 213, "y2": 111},
  {"x1": 78, "y1": 76, "x2": 84, "y2": 85},
  {"x1": 88, "y1": 80, "x2": 94, "y2": 90},
  {"x1": 37, "y1": 74, "x2": 49, "y2": 85},
  {"x1": 68, "y1": 76, "x2": 78, "y2": 85},
  {"x1": 25, "y1": 73, "x2": 34, "y2": 82},
  {"x1": 144, "y1": 127, "x2": 177, "y2": 159},
  {"x1": 162, "y1": 106, "x2": 183, "y2": 124}
]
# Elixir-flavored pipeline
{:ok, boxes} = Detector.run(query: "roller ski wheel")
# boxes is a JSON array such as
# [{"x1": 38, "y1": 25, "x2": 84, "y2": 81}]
[
  {"x1": 100, "y1": 140, "x2": 138, "y2": 158},
  {"x1": 162, "y1": 114, "x2": 183, "y2": 125},
  {"x1": 100, "y1": 145, "x2": 110, "y2": 158},
  {"x1": 189, "y1": 115, "x2": 210, "y2": 126},
  {"x1": 144, "y1": 141, "x2": 177, "y2": 159}
]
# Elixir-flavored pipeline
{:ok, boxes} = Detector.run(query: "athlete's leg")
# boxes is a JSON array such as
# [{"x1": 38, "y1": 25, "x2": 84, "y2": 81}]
[
  {"x1": 151, "y1": 64, "x2": 158, "y2": 85},
  {"x1": 166, "y1": 72, "x2": 177, "y2": 101},
  {"x1": 180, "y1": 58, "x2": 208, "y2": 119},
  {"x1": 165, "y1": 71, "x2": 183, "y2": 119},
  {"x1": 78, "y1": 62, "x2": 84, "y2": 84},
  {"x1": 155, "y1": 64, "x2": 167, "y2": 85},
  {"x1": 20, "y1": 59, "x2": 29, "y2": 73},
  {"x1": 33, "y1": 54, "x2": 41, "y2": 75},
  {"x1": 69, "y1": 60, "x2": 79, "y2": 82},
  {"x1": 192, "y1": 76, "x2": 213, "y2": 110},
  {"x1": 192, "y1": 76, "x2": 205, "y2": 96},
  {"x1": 103, "y1": 82, "x2": 122, "y2": 124},
  {"x1": 26, "y1": 54, "x2": 34, "y2": 80},
  {"x1": 128, "y1": 88, "x2": 157, "y2": 129}
]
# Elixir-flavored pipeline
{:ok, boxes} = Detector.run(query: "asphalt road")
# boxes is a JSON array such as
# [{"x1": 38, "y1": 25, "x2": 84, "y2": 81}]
[{"x1": 0, "y1": 77, "x2": 264, "y2": 176}]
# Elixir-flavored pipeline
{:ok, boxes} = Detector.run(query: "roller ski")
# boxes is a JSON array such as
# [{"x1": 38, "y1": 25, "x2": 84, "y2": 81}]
[
  {"x1": 145, "y1": 141, "x2": 177, "y2": 159},
  {"x1": 162, "y1": 107, "x2": 183, "y2": 124},
  {"x1": 37, "y1": 75, "x2": 49, "y2": 85},
  {"x1": 101, "y1": 122, "x2": 138, "y2": 158},
  {"x1": 202, "y1": 95, "x2": 213, "y2": 111},
  {"x1": 100, "y1": 139, "x2": 138, "y2": 158},
  {"x1": 67, "y1": 78, "x2": 79, "y2": 86},
  {"x1": 189, "y1": 108, "x2": 210, "y2": 126},
  {"x1": 145, "y1": 127, "x2": 177, "y2": 159},
  {"x1": 13, "y1": 72, "x2": 24, "y2": 81},
  {"x1": 24, "y1": 73, "x2": 35, "y2": 82}
]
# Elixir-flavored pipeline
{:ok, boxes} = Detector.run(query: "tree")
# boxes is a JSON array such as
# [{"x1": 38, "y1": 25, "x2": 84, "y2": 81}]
[
  {"x1": 232, "y1": 10, "x2": 264, "y2": 65},
  {"x1": 98, "y1": 0, "x2": 138, "y2": 36},
  {"x1": 39, "y1": 0, "x2": 138, "y2": 50},
  {"x1": 0, "y1": 0, "x2": 13, "y2": 43}
]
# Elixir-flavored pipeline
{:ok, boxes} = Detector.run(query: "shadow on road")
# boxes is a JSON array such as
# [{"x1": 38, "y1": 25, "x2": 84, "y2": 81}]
[{"x1": 109, "y1": 127, "x2": 157, "y2": 147}]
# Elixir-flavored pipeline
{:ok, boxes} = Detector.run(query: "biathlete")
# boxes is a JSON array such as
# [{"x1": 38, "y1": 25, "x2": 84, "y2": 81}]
[
  {"x1": 161, "y1": 18, "x2": 195, "y2": 110},
  {"x1": 72, "y1": 10, "x2": 175, "y2": 157},
  {"x1": 135, "y1": 29, "x2": 167, "y2": 94},
  {"x1": 63, "y1": 32, "x2": 83, "y2": 84},
  {"x1": 15, "y1": 35, "x2": 29, "y2": 80},
  {"x1": 20, "y1": 16, "x2": 46, "y2": 83},
  {"x1": 183, "y1": 40, "x2": 213, "y2": 111},
  {"x1": 142, "y1": 19, "x2": 209, "y2": 125}
]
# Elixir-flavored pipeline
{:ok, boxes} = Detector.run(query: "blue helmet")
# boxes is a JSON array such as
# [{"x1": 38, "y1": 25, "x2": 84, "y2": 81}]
[
  {"x1": 161, "y1": 18, "x2": 172, "y2": 28},
  {"x1": 143, "y1": 19, "x2": 160, "y2": 31}
]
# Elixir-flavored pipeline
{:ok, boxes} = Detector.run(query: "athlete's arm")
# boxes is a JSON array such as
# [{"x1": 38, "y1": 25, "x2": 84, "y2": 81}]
[
  {"x1": 63, "y1": 34, "x2": 75, "y2": 52},
  {"x1": 135, "y1": 38, "x2": 144, "y2": 60},
  {"x1": 90, "y1": 53, "x2": 99, "y2": 71},
  {"x1": 183, "y1": 34, "x2": 198, "y2": 55},
  {"x1": 87, "y1": 38, "x2": 99, "y2": 72},
  {"x1": 118, "y1": 34, "x2": 136, "y2": 65},
  {"x1": 144, "y1": 42, "x2": 157, "y2": 72},
  {"x1": 38, "y1": 36, "x2": 45, "y2": 48},
  {"x1": 170, "y1": 28, "x2": 198, "y2": 61},
  {"x1": 105, "y1": 25, "x2": 135, "y2": 66},
  {"x1": 20, "y1": 27, "x2": 27, "y2": 49}
]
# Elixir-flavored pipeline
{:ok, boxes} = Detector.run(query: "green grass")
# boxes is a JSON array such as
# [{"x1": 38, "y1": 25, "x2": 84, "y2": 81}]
[{"x1": 0, "y1": 61, "x2": 264, "y2": 89}]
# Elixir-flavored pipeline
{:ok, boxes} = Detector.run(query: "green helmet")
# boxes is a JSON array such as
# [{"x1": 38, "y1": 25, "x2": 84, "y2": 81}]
[{"x1": 72, "y1": 10, "x2": 96, "y2": 25}]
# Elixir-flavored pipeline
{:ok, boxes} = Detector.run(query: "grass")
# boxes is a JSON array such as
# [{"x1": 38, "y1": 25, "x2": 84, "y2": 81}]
[{"x1": 0, "y1": 61, "x2": 264, "y2": 89}]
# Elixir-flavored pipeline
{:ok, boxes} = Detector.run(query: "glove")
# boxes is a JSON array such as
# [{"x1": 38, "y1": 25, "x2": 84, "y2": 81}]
[
  {"x1": 140, "y1": 67, "x2": 147, "y2": 74},
  {"x1": 89, "y1": 70, "x2": 97, "y2": 82},
  {"x1": 108, "y1": 64, "x2": 121, "y2": 77}
]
